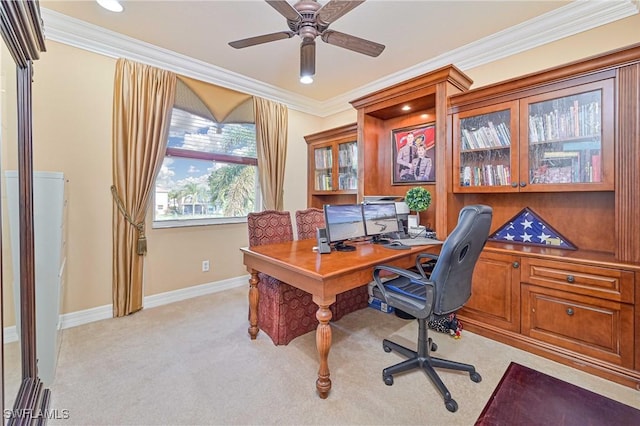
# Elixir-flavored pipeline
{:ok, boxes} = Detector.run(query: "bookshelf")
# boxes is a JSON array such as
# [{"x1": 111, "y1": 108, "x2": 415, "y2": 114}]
[
  {"x1": 524, "y1": 81, "x2": 612, "y2": 190},
  {"x1": 304, "y1": 123, "x2": 358, "y2": 209},
  {"x1": 453, "y1": 80, "x2": 613, "y2": 193},
  {"x1": 454, "y1": 101, "x2": 517, "y2": 191}
]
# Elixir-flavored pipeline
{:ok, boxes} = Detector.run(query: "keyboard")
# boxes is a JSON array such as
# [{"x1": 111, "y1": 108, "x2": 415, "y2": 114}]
[{"x1": 394, "y1": 237, "x2": 443, "y2": 247}]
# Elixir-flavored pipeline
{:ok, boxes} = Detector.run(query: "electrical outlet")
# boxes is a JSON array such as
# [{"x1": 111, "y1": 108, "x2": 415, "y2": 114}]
[{"x1": 202, "y1": 260, "x2": 210, "y2": 272}]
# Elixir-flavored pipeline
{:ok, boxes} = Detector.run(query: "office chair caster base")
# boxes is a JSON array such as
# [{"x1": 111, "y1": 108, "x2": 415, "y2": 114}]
[
  {"x1": 383, "y1": 373, "x2": 394, "y2": 386},
  {"x1": 445, "y1": 398, "x2": 458, "y2": 413},
  {"x1": 470, "y1": 372, "x2": 482, "y2": 382},
  {"x1": 383, "y1": 344, "x2": 392, "y2": 353}
]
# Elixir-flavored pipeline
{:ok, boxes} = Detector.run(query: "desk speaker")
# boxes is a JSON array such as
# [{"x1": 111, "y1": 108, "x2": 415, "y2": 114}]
[{"x1": 316, "y1": 228, "x2": 331, "y2": 254}]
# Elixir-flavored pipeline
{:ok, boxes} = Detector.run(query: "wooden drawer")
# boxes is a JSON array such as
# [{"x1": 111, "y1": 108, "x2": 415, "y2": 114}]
[
  {"x1": 521, "y1": 258, "x2": 634, "y2": 303},
  {"x1": 522, "y1": 284, "x2": 634, "y2": 368}
]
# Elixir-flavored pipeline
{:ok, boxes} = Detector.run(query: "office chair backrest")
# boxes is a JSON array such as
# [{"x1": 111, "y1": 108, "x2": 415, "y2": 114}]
[
  {"x1": 247, "y1": 210, "x2": 293, "y2": 247},
  {"x1": 295, "y1": 208, "x2": 325, "y2": 240},
  {"x1": 430, "y1": 205, "x2": 492, "y2": 315}
]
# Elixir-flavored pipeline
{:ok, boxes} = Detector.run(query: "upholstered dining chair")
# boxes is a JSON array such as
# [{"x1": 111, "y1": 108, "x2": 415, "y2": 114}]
[
  {"x1": 371, "y1": 204, "x2": 493, "y2": 412},
  {"x1": 295, "y1": 207, "x2": 369, "y2": 321},
  {"x1": 247, "y1": 210, "x2": 318, "y2": 345}
]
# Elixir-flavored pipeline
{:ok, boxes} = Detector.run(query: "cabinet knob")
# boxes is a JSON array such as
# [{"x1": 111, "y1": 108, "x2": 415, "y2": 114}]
[
  {"x1": 511, "y1": 182, "x2": 518, "y2": 188},
  {"x1": 512, "y1": 262, "x2": 519, "y2": 268},
  {"x1": 520, "y1": 181, "x2": 527, "y2": 187},
  {"x1": 566, "y1": 275, "x2": 575, "y2": 283},
  {"x1": 566, "y1": 307, "x2": 574, "y2": 316}
]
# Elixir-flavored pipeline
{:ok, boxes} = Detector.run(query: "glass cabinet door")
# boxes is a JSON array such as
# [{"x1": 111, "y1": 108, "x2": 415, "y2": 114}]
[
  {"x1": 522, "y1": 80, "x2": 613, "y2": 191},
  {"x1": 337, "y1": 141, "x2": 357, "y2": 190},
  {"x1": 454, "y1": 101, "x2": 518, "y2": 191},
  {"x1": 314, "y1": 145, "x2": 333, "y2": 191}
]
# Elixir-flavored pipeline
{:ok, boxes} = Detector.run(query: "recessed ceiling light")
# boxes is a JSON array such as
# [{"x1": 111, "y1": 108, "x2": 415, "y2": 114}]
[
  {"x1": 421, "y1": 114, "x2": 429, "y2": 119},
  {"x1": 97, "y1": 0, "x2": 124, "y2": 13},
  {"x1": 402, "y1": 105, "x2": 411, "y2": 111}
]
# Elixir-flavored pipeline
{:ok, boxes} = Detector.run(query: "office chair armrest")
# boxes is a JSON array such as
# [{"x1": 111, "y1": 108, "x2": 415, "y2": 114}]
[
  {"x1": 372, "y1": 265, "x2": 424, "y2": 300},
  {"x1": 416, "y1": 253, "x2": 439, "y2": 277}
]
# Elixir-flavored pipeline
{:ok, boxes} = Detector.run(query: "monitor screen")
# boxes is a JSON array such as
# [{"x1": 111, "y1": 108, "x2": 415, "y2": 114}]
[
  {"x1": 323, "y1": 204, "x2": 366, "y2": 243},
  {"x1": 363, "y1": 202, "x2": 399, "y2": 237}
]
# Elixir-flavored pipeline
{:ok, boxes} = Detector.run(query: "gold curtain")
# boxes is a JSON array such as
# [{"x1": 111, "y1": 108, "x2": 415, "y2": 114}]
[
  {"x1": 111, "y1": 59, "x2": 176, "y2": 317},
  {"x1": 253, "y1": 97, "x2": 288, "y2": 210}
]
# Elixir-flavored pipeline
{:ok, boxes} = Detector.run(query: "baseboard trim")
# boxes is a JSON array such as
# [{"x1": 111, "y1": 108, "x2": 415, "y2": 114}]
[{"x1": 3, "y1": 275, "x2": 248, "y2": 344}]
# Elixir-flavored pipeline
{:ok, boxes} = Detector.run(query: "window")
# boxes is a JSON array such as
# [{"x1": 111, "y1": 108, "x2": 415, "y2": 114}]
[{"x1": 153, "y1": 107, "x2": 259, "y2": 227}]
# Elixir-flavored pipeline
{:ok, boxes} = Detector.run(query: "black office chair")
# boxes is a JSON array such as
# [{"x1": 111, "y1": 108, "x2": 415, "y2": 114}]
[{"x1": 371, "y1": 204, "x2": 492, "y2": 413}]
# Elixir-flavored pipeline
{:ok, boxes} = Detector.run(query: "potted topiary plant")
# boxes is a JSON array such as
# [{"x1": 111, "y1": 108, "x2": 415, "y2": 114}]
[{"x1": 404, "y1": 186, "x2": 431, "y2": 229}]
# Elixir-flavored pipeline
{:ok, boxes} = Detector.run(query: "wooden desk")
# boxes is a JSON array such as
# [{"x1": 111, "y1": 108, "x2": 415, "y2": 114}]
[{"x1": 240, "y1": 238, "x2": 433, "y2": 399}]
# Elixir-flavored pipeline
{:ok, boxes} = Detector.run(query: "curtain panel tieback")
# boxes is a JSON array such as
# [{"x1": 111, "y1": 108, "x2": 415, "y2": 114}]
[{"x1": 110, "y1": 185, "x2": 147, "y2": 255}]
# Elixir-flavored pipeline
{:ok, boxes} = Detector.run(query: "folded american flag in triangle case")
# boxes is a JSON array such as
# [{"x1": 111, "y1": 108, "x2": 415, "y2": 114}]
[{"x1": 489, "y1": 207, "x2": 576, "y2": 250}]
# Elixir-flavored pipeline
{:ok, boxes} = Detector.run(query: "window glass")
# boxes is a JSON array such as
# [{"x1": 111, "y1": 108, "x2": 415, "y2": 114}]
[{"x1": 153, "y1": 107, "x2": 259, "y2": 227}]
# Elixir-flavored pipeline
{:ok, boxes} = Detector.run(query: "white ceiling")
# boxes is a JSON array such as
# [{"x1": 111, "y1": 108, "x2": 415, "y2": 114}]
[{"x1": 39, "y1": 0, "x2": 638, "y2": 116}]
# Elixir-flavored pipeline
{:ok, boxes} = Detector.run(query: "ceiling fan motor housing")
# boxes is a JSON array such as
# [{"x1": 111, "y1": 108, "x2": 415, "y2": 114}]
[{"x1": 287, "y1": 0, "x2": 327, "y2": 39}]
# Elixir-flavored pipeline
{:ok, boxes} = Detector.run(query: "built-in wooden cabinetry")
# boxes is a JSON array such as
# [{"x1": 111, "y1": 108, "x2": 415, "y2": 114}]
[
  {"x1": 449, "y1": 43, "x2": 640, "y2": 389},
  {"x1": 349, "y1": 65, "x2": 473, "y2": 238},
  {"x1": 304, "y1": 123, "x2": 358, "y2": 209},
  {"x1": 453, "y1": 79, "x2": 614, "y2": 193},
  {"x1": 303, "y1": 43, "x2": 640, "y2": 390}
]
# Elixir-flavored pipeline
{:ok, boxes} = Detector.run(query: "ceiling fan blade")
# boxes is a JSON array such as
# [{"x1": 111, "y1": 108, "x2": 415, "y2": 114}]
[
  {"x1": 321, "y1": 30, "x2": 385, "y2": 57},
  {"x1": 317, "y1": 0, "x2": 365, "y2": 25},
  {"x1": 229, "y1": 31, "x2": 295, "y2": 49},
  {"x1": 300, "y1": 38, "x2": 316, "y2": 78},
  {"x1": 266, "y1": 0, "x2": 302, "y2": 22}
]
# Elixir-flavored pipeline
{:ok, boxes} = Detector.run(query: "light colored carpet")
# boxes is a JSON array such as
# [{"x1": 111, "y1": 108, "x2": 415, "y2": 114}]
[{"x1": 7, "y1": 285, "x2": 640, "y2": 425}]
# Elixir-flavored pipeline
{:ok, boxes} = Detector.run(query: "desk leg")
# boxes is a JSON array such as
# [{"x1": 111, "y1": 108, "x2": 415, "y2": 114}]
[
  {"x1": 314, "y1": 300, "x2": 333, "y2": 399},
  {"x1": 248, "y1": 269, "x2": 259, "y2": 340}
]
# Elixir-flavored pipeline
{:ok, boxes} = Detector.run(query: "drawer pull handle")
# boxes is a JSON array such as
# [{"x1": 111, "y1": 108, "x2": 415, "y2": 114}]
[
  {"x1": 513, "y1": 262, "x2": 519, "y2": 269},
  {"x1": 566, "y1": 308, "x2": 574, "y2": 316},
  {"x1": 566, "y1": 275, "x2": 575, "y2": 283}
]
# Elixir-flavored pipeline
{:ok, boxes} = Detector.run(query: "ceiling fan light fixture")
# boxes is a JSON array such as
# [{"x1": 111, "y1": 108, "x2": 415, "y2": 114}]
[
  {"x1": 96, "y1": 0, "x2": 123, "y2": 13},
  {"x1": 300, "y1": 37, "x2": 316, "y2": 84}
]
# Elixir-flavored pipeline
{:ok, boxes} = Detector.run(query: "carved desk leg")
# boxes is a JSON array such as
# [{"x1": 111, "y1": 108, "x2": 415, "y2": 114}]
[
  {"x1": 248, "y1": 269, "x2": 259, "y2": 339},
  {"x1": 314, "y1": 296, "x2": 335, "y2": 399}
]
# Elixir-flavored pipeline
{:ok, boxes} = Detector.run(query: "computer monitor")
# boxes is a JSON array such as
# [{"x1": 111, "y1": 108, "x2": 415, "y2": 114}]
[
  {"x1": 363, "y1": 202, "x2": 399, "y2": 241},
  {"x1": 323, "y1": 204, "x2": 366, "y2": 251}
]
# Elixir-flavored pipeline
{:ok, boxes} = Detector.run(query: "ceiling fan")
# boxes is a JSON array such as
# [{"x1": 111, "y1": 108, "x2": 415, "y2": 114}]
[{"x1": 228, "y1": 0, "x2": 385, "y2": 84}]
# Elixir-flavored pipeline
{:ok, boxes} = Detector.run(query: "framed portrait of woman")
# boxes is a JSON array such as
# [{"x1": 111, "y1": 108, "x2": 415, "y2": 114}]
[{"x1": 391, "y1": 123, "x2": 436, "y2": 184}]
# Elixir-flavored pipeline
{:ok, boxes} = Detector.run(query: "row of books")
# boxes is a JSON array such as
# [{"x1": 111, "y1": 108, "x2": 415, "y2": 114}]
[
  {"x1": 460, "y1": 164, "x2": 511, "y2": 187},
  {"x1": 315, "y1": 144, "x2": 357, "y2": 170},
  {"x1": 314, "y1": 147, "x2": 333, "y2": 169},
  {"x1": 528, "y1": 99, "x2": 601, "y2": 143},
  {"x1": 314, "y1": 173, "x2": 333, "y2": 191},
  {"x1": 338, "y1": 142, "x2": 358, "y2": 168},
  {"x1": 461, "y1": 121, "x2": 511, "y2": 150},
  {"x1": 459, "y1": 151, "x2": 602, "y2": 187},
  {"x1": 338, "y1": 173, "x2": 358, "y2": 191},
  {"x1": 534, "y1": 151, "x2": 601, "y2": 183}
]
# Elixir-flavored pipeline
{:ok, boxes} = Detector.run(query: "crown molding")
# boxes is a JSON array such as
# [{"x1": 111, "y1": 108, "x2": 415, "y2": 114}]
[
  {"x1": 41, "y1": 1, "x2": 637, "y2": 118},
  {"x1": 322, "y1": 0, "x2": 639, "y2": 116}
]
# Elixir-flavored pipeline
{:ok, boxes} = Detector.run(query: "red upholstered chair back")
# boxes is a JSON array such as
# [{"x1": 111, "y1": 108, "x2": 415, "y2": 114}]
[
  {"x1": 247, "y1": 210, "x2": 293, "y2": 246},
  {"x1": 295, "y1": 208, "x2": 326, "y2": 240}
]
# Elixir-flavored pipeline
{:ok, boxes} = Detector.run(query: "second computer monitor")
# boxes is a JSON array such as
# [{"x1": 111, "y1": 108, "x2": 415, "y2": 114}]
[{"x1": 363, "y1": 202, "x2": 399, "y2": 239}]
